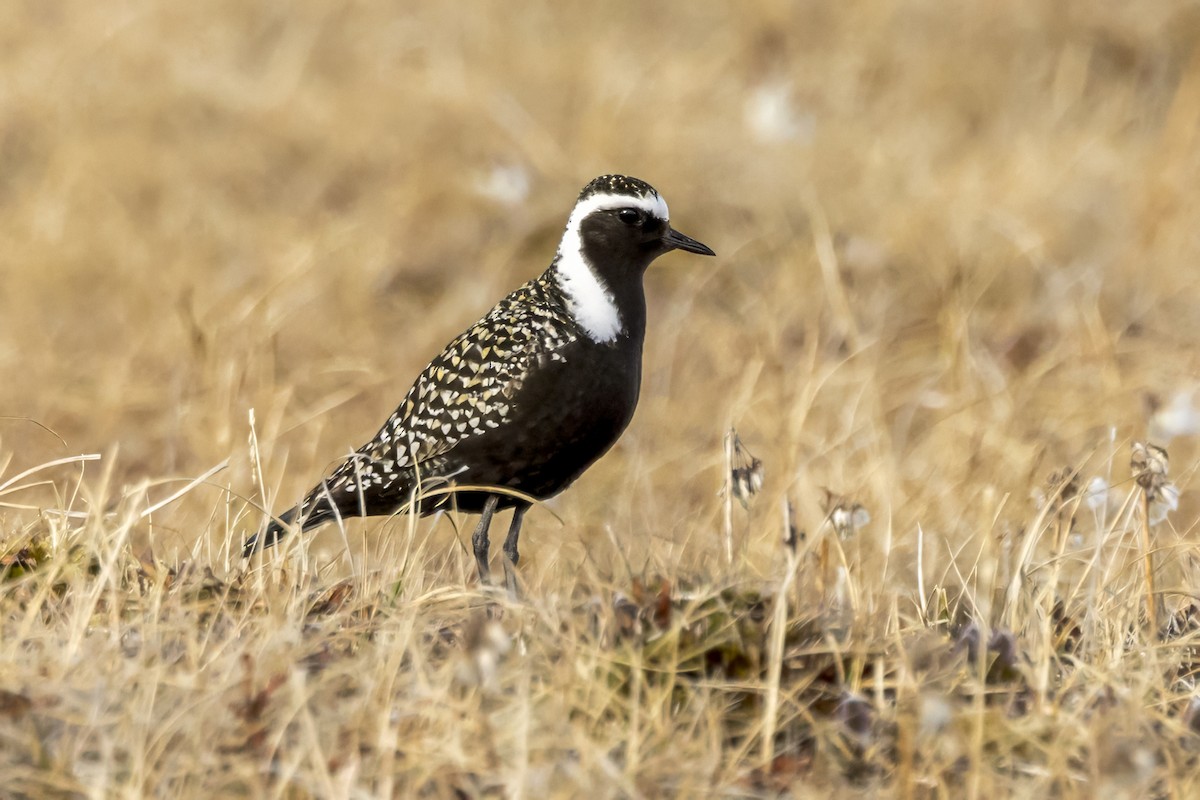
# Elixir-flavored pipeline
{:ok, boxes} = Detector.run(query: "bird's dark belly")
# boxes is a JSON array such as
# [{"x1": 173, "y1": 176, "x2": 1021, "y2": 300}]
[{"x1": 434, "y1": 344, "x2": 640, "y2": 511}]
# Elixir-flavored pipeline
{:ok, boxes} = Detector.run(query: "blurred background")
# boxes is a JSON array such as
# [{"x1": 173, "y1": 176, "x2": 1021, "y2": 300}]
[{"x1": 2, "y1": 0, "x2": 1199, "y2": 579}]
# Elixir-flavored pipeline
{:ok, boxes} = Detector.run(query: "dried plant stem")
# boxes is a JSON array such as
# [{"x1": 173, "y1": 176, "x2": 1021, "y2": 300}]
[
  {"x1": 897, "y1": 694, "x2": 915, "y2": 800},
  {"x1": 762, "y1": 502, "x2": 798, "y2": 770},
  {"x1": 969, "y1": 618, "x2": 987, "y2": 800},
  {"x1": 818, "y1": 536, "x2": 830, "y2": 600},
  {"x1": 916, "y1": 524, "x2": 927, "y2": 624},
  {"x1": 805, "y1": 192, "x2": 859, "y2": 349},
  {"x1": 722, "y1": 430, "x2": 734, "y2": 567},
  {"x1": 1141, "y1": 490, "x2": 1158, "y2": 636}
]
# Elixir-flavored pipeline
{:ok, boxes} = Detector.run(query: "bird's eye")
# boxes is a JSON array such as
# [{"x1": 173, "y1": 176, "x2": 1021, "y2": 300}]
[{"x1": 618, "y1": 208, "x2": 642, "y2": 225}]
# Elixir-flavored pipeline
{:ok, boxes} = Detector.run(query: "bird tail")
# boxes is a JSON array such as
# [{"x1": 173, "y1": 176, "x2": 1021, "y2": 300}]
[
  {"x1": 242, "y1": 481, "x2": 345, "y2": 558},
  {"x1": 242, "y1": 449, "x2": 430, "y2": 559},
  {"x1": 241, "y1": 513, "x2": 289, "y2": 558}
]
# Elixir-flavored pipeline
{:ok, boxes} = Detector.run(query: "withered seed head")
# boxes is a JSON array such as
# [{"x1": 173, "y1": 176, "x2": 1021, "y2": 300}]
[
  {"x1": 1045, "y1": 466, "x2": 1081, "y2": 502},
  {"x1": 820, "y1": 488, "x2": 871, "y2": 539},
  {"x1": 1130, "y1": 441, "x2": 1169, "y2": 494},
  {"x1": 727, "y1": 431, "x2": 764, "y2": 509}
]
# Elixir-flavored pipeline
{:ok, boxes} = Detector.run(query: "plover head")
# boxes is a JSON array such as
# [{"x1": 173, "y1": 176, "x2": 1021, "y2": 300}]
[{"x1": 554, "y1": 175, "x2": 714, "y2": 343}]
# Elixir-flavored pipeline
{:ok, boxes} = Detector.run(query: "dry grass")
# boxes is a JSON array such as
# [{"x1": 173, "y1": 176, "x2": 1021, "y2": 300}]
[{"x1": 3, "y1": 0, "x2": 1200, "y2": 796}]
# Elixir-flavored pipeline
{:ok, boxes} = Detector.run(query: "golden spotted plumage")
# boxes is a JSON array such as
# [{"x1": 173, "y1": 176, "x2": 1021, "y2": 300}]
[{"x1": 312, "y1": 271, "x2": 580, "y2": 501}]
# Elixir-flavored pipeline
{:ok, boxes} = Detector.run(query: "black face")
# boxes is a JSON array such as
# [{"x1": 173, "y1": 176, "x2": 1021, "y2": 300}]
[{"x1": 578, "y1": 205, "x2": 714, "y2": 285}]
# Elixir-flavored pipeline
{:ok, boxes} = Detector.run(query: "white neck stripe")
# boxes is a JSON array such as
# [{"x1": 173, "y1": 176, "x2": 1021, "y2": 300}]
[{"x1": 555, "y1": 191, "x2": 669, "y2": 343}]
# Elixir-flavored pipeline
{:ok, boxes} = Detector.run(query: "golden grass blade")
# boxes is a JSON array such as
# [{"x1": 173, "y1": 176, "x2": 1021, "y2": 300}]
[
  {"x1": 0, "y1": 454, "x2": 101, "y2": 497},
  {"x1": 139, "y1": 459, "x2": 230, "y2": 519}
]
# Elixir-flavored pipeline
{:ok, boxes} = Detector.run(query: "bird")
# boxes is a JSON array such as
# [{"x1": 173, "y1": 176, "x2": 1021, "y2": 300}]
[{"x1": 242, "y1": 174, "x2": 714, "y2": 590}]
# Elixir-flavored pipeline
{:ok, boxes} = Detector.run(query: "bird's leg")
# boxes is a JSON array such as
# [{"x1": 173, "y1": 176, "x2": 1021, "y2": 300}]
[
  {"x1": 471, "y1": 495, "x2": 499, "y2": 585},
  {"x1": 502, "y1": 503, "x2": 529, "y2": 597}
]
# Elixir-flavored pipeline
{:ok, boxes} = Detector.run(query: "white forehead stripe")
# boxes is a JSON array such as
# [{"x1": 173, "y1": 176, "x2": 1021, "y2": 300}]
[
  {"x1": 555, "y1": 191, "x2": 669, "y2": 344},
  {"x1": 566, "y1": 190, "x2": 670, "y2": 228}
]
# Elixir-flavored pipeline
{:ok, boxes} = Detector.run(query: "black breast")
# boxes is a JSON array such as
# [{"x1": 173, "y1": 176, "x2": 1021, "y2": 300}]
[{"x1": 435, "y1": 335, "x2": 643, "y2": 508}]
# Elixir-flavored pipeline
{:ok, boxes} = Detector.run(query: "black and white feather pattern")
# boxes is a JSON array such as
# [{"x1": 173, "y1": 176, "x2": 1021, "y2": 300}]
[
  {"x1": 244, "y1": 271, "x2": 581, "y2": 554},
  {"x1": 243, "y1": 174, "x2": 712, "y2": 559}
]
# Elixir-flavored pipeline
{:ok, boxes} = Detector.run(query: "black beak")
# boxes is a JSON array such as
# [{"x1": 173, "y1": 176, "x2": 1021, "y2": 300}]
[{"x1": 662, "y1": 227, "x2": 715, "y2": 256}]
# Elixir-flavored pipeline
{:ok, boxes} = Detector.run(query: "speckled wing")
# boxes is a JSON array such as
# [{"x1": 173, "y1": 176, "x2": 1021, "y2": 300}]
[
  {"x1": 243, "y1": 274, "x2": 579, "y2": 555},
  {"x1": 322, "y1": 275, "x2": 579, "y2": 501}
]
